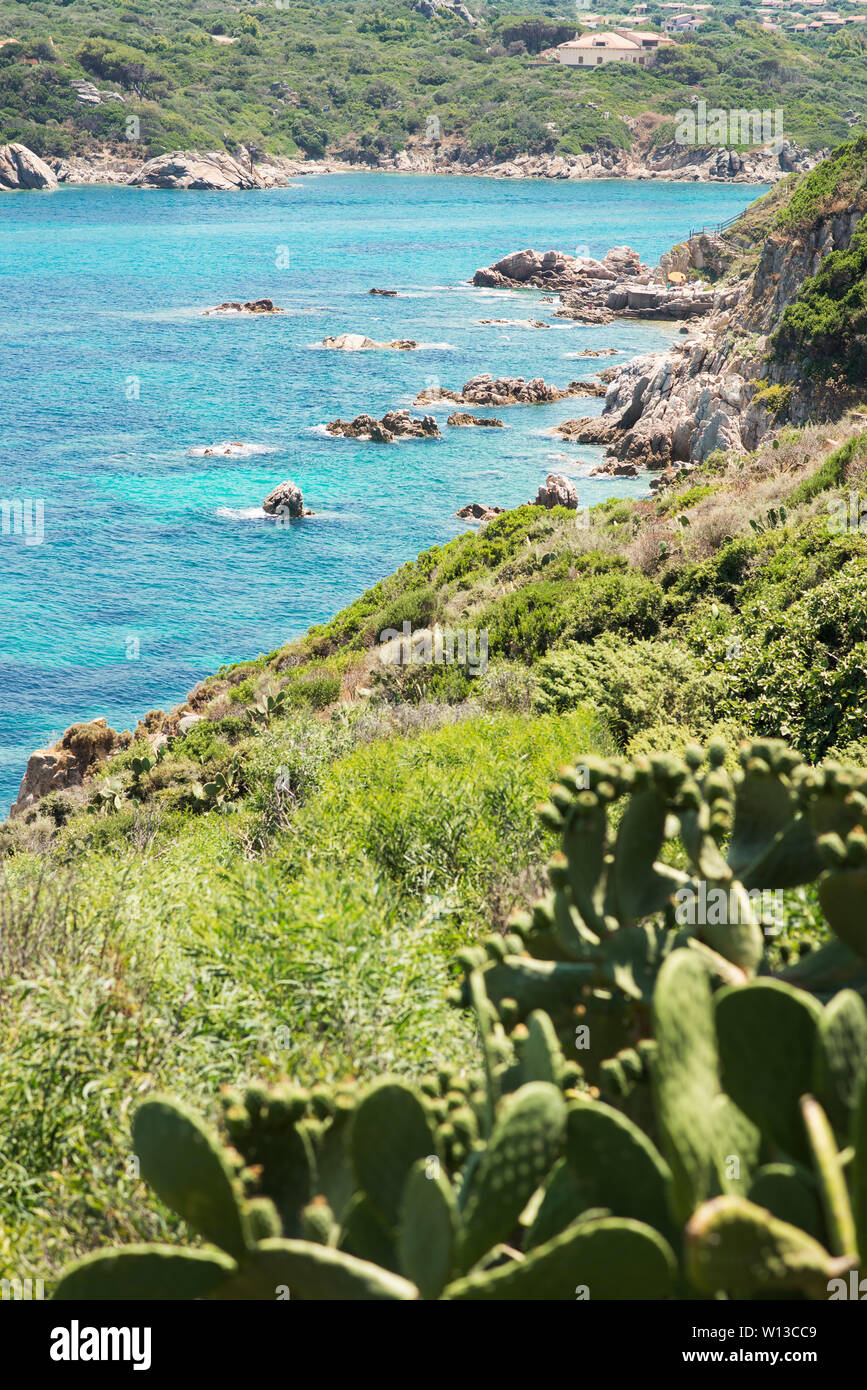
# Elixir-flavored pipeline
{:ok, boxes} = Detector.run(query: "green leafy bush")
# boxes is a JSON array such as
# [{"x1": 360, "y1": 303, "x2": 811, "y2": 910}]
[
  {"x1": 533, "y1": 634, "x2": 722, "y2": 744},
  {"x1": 712, "y1": 564, "x2": 867, "y2": 757}
]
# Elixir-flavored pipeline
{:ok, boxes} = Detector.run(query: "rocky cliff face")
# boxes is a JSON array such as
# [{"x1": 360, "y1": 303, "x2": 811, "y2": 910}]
[
  {"x1": 568, "y1": 202, "x2": 866, "y2": 473},
  {"x1": 744, "y1": 209, "x2": 864, "y2": 334},
  {"x1": 10, "y1": 719, "x2": 126, "y2": 819}
]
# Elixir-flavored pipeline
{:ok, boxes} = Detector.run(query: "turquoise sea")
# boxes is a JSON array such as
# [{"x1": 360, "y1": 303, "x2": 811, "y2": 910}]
[{"x1": 0, "y1": 172, "x2": 765, "y2": 814}]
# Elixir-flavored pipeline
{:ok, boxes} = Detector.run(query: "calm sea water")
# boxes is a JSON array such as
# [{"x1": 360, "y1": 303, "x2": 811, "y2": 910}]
[{"x1": 0, "y1": 173, "x2": 764, "y2": 814}]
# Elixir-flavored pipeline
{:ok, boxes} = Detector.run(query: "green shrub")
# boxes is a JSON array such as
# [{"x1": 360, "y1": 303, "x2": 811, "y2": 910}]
[
  {"x1": 483, "y1": 580, "x2": 576, "y2": 662},
  {"x1": 368, "y1": 585, "x2": 439, "y2": 645},
  {"x1": 774, "y1": 221, "x2": 867, "y2": 381},
  {"x1": 172, "y1": 722, "x2": 234, "y2": 765},
  {"x1": 48, "y1": 736, "x2": 867, "y2": 1303},
  {"x1": 560, "y1": 571, "x2": 665, "y2": 645},
  {"x1": 533, "y1": 634, "x2": 725, "y2": 744},
  {"x1": 787, "y1": 433, "x2": 867, "y2": 506},
  {"x1": 713, "y1": 561, "x2": 867, "y2": 756},
  {"x1": 283, "y1": 674, "x2": 341, "y2": 710},
  {"x1": 672, "y1": 537, "x2": 757, "y2": 605}
]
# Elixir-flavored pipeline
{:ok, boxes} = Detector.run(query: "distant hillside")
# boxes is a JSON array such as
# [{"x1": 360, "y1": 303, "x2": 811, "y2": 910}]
[{"x1": 1, "y1": 0, "x2": 866, "y2": 163}]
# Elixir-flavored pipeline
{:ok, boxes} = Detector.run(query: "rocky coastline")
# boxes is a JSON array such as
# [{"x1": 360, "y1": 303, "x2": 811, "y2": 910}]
[
  {"x1": 536, "y1": 208, "x2": 865, "y2": 481},
  {"x1": 472, "y1": 245, "x2": 737, "y2": 325},
  {"x1": 0, "y1": 138, "x2": 819, "y2": 193}
]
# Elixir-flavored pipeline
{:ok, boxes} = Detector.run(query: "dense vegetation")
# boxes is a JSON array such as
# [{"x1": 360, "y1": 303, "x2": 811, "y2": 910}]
[
  {"x1": 1, "y1": 0, "x2": 866, "y2": 162},
  {"x1": 48, "y1": 741, "x2": 867, "y2": 1300}
]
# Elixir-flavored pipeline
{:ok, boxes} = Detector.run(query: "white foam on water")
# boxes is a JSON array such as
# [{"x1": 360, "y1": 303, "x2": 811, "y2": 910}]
[
  {"x1": 189, "y1": 441, "x2": 274, "y2": 458},
  {"x1": 215, "y1": 506, "x2": 268, "y2": 521}
]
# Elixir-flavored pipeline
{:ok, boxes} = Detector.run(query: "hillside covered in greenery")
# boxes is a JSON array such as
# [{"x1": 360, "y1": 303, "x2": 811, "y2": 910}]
[{"x1": 1, "y1": 0, "x2": 866, "y2": 163}]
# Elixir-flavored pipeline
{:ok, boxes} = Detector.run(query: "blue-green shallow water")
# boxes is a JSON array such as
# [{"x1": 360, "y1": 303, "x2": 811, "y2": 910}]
[{"x1": 0, "y1": 173, "x2": 765, "y2": 814}]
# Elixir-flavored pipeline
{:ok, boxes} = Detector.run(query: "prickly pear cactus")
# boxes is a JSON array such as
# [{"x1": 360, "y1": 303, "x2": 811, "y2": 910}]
[
  {"x1": 685, "y1": 1195, "x2": 853, "y2": 1299},
  {"x1": 450, "y1": 739, "x2": 867, "y2": 1079}
]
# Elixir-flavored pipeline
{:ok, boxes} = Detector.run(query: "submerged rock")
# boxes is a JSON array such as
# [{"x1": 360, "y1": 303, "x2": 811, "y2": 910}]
[
  {"x1": 189, "y1": 441, "x2": 265, "y2": 456},
  {"x1": 368, "y1": 287, "x2": 398, "y2": 296},
  {"x1": 0, "y1": 142, "x2": 58, "y2": 191},
  {"x1": 204, "y1": 299, "x2": 283, "y2": 315},
  {"x1": 262, "y1": 480, "x2": 314, "y2": 518},
  {"x1": 477, "y1": 318, "x2": 550, "y2": 329},
  {"x1": 327, "y1": 411, "x2": 440, "y2": 441}
]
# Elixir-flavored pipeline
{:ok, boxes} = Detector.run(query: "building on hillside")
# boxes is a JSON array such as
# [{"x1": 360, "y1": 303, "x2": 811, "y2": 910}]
[
  {"x1": 664, "y1": 12, "x2": 704, "y2": 31},
  {"x1": 553, "y1": 29, "x2": 675, "y2": 65}
]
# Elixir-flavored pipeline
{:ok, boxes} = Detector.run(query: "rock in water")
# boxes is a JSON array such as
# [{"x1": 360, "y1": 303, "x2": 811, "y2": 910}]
[
  {"x1": 129, "y1": 150, "x2": 266, "y2": 190},
  {"x1": 262, "y1": 481, "x2": 314, "y2": 518},
  {"x1": 368, "y1": 288, "x2": 398, "y2": 296},
  {"x1": 455, "y1": 502, "x2": 505, "y2": 521},
  {"x1": 327, "y1": 411, "x2": 440, "y2": 441},
  {"x1": 418, "y1": 374, "x2": 597, "y2": 406},
  {"x1": 204, "y1": 298, "x2": 284, "y2": 315},
  {"x1": 320, "y1": 333, "x2": 418, "y2": 350},
  {"x1": 0, "y1": 143, "x2": 58, "y2": 191},
  {"x1": 447, "y1": 413, "x2": 505, "y2": 427},
  {"x1": 535, "y1": 473, "x2": 579, "y2": 510}
]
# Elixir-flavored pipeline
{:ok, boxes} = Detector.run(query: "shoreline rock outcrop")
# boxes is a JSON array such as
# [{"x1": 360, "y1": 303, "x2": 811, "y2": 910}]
[
  {"x1": 327, "y1": 410, "x2": 440, "y2": 441},
  {"x1": 32, "y1": 140, "x2": 819, "y2": 190},
  {"x1": 473, "y1": 245, "x2": 734, "y2": 324},
  {"x1": 534, "y1": 473, "x2": 579, "y2": 510},
  {"x1": 455, "y1": 502, "x2": 504, "y2": 521},
  {"x1": 128, "y1": 150, "x2": 275, "y2": 191},
  {"x1": 382, "y1": 140, "x2": 816, "y2": 185},
  {"x1": 551, "y1": 203, "x2": 867, "y2": 475},
  {"x1": 0, "y1": 143, "x2": 58, "y2": 191},
  {"x1": 416, "y1": 373, "x2": 600, "y2": 407},
  {"x1": 10, "y1": 718, "x2": 127, "y2": 819}
]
